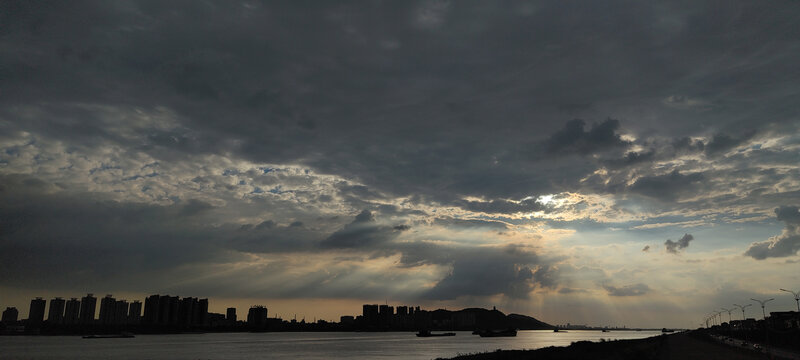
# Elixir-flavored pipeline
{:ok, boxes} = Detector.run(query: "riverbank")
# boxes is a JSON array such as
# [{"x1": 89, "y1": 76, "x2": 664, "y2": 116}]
[{"x1": 439, "y1": 331, "x2": 776, "y2": 360}]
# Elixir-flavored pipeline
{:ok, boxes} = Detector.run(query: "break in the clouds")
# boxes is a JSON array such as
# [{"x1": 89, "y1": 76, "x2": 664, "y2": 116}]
[{"x1": 2, "y1": 1, "x2": 800, "y2": 328}]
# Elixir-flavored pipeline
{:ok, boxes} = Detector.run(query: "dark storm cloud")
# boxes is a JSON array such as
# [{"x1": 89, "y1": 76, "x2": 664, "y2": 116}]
[
  {"x1": 665, "y1": 233, "x2": 694, "y2": 254},
  {"x1": 629, "y1": 170, "x2": 704, "y2": 201},
  {"x1": 432, "y1": 217, "x2": 509, "y2": 230},
  {"x1": 672, "y1": 137, "x2": 706, "y2": 153},
  {"x1": 319, "y1": 210, "x2": 408, "y2": 249},
  {"x1": 544, "y1": 119, "x2": 630, "y2": 155},
  {"x1": 229, "y1": 220, "x2": 321, "y2": 253},
  {"x1": 603, "y1": 283, "x2": 650, "y2": 297},
  {"x1": 745, "y1": 206, "x2": 800, "y2": 259},
  {"x1": 423, "y1": 245, "x2": 555, "y2": 300},
  {"x1": 0, "y1": 175, "x2": 236, "y2": 290},
  {"x1": 704, "y1": 131, "x2": 757, "y2": 156},
  {"x1": 3, "y1": 0, "x2": 798, "y2": 206},
  {"x1": 453, "y1": 198, "x2": 548, "y2": 215}
]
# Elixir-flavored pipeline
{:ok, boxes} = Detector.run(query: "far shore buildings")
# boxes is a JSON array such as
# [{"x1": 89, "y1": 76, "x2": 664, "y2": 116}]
[
  {"x1": 47, "y1": 297, "x2": 65, "y2": 323},
  {"x1": 64, "y1": 298, "x2": 80, "y2": 324},
  {"x1": 247, "y1": 306, "x2": 268, "y2": 328},
  {"x1": 79, "y1": 293, "x2": 97, "y2": 324},
  {"x1": 142, "y1": 294, "x2": 208, "y2": 327},
  {"x1": 2, "y1": 307, "x2": 19, "y2": 322},
  {"x1": 28, "y1": 297, "x2": 46, "y2": 325}
]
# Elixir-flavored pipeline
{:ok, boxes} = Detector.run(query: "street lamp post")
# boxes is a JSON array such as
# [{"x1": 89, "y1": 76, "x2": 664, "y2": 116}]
[
  {"x1": 750, "y1": 298, "x2": 774, "y2": 351},
  {"x1": 720, "y1": 308, "x2": 733, "y2": 324},
  {"x1": 713, "y1": 311, "x2": 723, "y2": 326},
  {"x1": 779, "y1": 288, "x2": 800, "y2": 312},
  {"x1": 750, "y1": 298, "x2": 774, "y2": 320},
  {"x1": 733, "y1": 303, "x2": 752, "y2": 320}
]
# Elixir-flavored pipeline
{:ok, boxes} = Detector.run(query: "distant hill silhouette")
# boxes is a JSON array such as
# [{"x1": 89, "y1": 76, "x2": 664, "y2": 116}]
[
  {"x1": 430, "y1": 308, "x2": 554, "y2": 331},
  {"x1": 506, "y1": 313, "x2": 556, "y2": 330}
]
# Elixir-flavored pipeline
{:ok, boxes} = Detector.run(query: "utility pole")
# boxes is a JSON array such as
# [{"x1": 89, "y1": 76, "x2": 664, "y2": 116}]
[{"x1": 779, "y1": 288, "x2": 800, "y2": 312}]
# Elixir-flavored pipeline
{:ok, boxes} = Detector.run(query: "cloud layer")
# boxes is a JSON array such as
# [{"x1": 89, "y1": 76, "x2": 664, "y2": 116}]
[{"x1": 2, "y1": 0, "x2": 800, "y2": 327}]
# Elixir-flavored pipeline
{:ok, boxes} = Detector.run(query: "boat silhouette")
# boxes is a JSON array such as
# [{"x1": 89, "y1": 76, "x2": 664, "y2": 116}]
[
  {"x1": 416, "y1": 330, "x2": 456, "y2": 337},
  {"x1": 477, "y1": 329, "x2": 517, "y2": 337},
  {"x1": 83, "y1": 332, "x2": 135, "y2": 339}
]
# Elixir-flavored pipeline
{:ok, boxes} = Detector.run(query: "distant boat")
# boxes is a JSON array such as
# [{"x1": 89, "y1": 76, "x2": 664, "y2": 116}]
[
  {"x1": 554, "y1": 329, "x2": 567, "y2": 333},
  {"x1": 661, "y1": 328, "x2": 674, "y2": 333},
  {"x1": 601, "y1": 329, "x2": 610, "y2": 332},
  {"x1": 83, "y1": 332, "x2": 135, "y2": 339},
  {"x1": 416, "y1": 330, "x2": 456, "y2": 337},
  {"x1": 478, "y1": 329, "x2": 517, "y2": 337}
]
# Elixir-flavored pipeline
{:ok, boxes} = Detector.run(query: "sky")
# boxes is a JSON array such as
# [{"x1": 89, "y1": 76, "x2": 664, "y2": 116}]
[{"x1": 1, "y1": 0, "x2": 799, "y2": 329}]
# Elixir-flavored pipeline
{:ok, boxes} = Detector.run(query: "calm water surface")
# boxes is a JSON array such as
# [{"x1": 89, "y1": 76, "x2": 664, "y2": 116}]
[{"x1": 0, "y1": 330, "x2": 662, "y2": 359}]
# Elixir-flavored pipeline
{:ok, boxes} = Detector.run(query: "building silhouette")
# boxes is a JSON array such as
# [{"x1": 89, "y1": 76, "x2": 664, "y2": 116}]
[
  {"x1": 79, "y1": 293, "x2": 97, "y2": 324},
  {"x1": 64, "y1": 298, "x2": 80, "y2": 324},
  {"x1": 247, "y1": 306, "x2": 268, "y2": 328},
  {"x1": 140, "y1": 294, "x2": 207, "y2": 327},
  {"x1": 156, "y1": 295, "x2": 179, "y2": 325},
  {"x1": 196, "y1": 299, "x2": 209, "y2": 326},
  {"x1": 2, "y1": 307, "x2": 18, "y2": 322},
  {"x1": 47, "y1": 297, "x2": 65, "y2": 323},
  {"x1": 28, "y1": 297, "x2": 46, "y2": 325},
  {"x1": 99, "y1": 294, "x2": 117, "y2": 325},
  {"x1": 128, "y1": 300, "x2": 142, "y2": 324},
  {"x1": 178, "y1": 297, "x2": 196, "y2": 326},
  {"x1": 363, "y1": 304, "x2": 379, "y2": 328},
  {"x1": 114, "y1": 300, "x2": 129, "y2": 325},
  {"x1": 379, "y1": 304, "x2": 393, "y2": 328},
  {"x1": 226, "y1": 307, "x2": 237, "y2": 323},
  {"x1": 143, "y1": 294, "x2": 160, "y2": 324}
]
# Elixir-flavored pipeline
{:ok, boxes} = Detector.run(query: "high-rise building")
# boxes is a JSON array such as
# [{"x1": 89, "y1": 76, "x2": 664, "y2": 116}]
[
  {"x1": 178, "y1": 297, "x2": 197, "y2": 326},
  {"x1": 247, "y1": 306, "x2": 268, "y2": 328},
  {"x1": 47, "y1": 297, "x2": 66, "y2": 323},
  {"x1": 2, "y1": 307, "x2": 19, "y2": 322},
  {"x1": 195, "y1": 298, "x2": 208, "y2": 326},
  {"x1": 64, "y1": 298, "x2": 80, "y2": 324},
  {"x1": 28, "y1": 297, "x2": 46, "y2": 325},
  {"x1": 79, "y1": 293, "x2": 97, "y2": 324},
  {"x1": 99, "y1": 294, "x2": 117, "y2": 325},
  {"x1": 143, "y1": 295, "x2": 160, "y2": 324},
  {"x1": 128, "y1": 301, "x2": 142, "y2": 324},
  {"x1": 226, "y1": 307, "x2": 237, "y2": 322},
  {"x1": 363, "y1": 304, "x2": 379, "y2": 328},
  {"x1": 378, "y1": 304, "x2": 393, "y2": 327},
  {"x1": 114, "y1": 300, "x2": 129, "y2": 325},
  {"x1": 159, "y1": 295, "x2": 179, "y2": 325}
]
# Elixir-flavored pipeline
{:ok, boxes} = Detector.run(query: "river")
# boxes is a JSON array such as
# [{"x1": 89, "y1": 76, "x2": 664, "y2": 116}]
[{"x1": 0, "y1": 330, "x2": 663, "y2": 359}]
